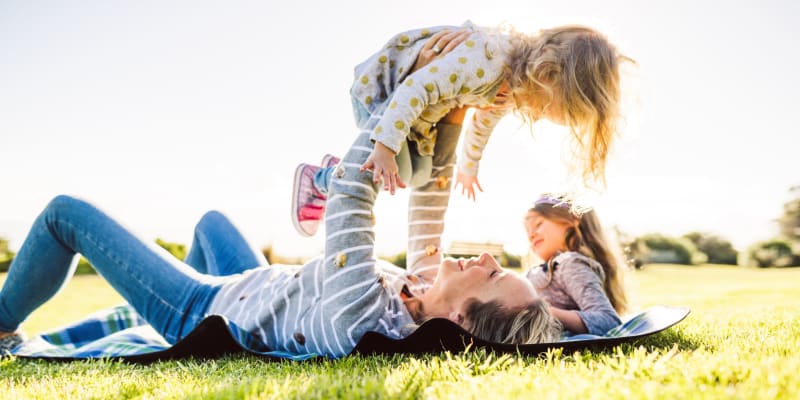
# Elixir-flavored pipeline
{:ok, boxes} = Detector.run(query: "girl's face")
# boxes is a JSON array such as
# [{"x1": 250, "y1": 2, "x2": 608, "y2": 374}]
[
  {"x1": 524, "y1": 210, "x2": 572, "y2": 261},
  {"x1": 541, "y1": 90, "x2": 566, "y2": 125},
  {"x1": 418, "y1": 252, "x2": 537, "y2": 324}
]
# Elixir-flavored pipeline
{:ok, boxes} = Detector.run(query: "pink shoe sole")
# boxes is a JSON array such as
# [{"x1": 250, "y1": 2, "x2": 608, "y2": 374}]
[{"x1": 291, "y1": 163, "x2": 320, "y2": 237}]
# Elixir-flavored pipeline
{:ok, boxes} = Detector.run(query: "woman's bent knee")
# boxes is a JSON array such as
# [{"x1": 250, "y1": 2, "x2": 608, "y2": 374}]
[
  {"x1": 197, "y1": 210, "x2": 230, "y2": 231},
  {"x1": 45, "y1": 194, "x2": 89, "y2": 216}
]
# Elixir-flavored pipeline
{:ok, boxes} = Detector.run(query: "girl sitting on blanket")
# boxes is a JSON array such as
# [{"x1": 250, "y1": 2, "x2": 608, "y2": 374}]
[
  {"x1": 0, "y1": 195, "x2": 562, "y2": 358},
  {"x1": 524, "y1": 193, "x2": 629, "y2": 335}
]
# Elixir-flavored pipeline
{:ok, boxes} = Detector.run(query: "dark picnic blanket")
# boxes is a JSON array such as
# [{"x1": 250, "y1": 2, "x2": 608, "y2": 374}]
[{"x1": 10, "y1": 305, "x2": 690, "y2": 363}]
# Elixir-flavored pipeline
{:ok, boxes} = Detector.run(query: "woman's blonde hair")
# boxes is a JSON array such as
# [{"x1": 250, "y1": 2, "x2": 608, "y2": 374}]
[
  {"x1": 530, "y1": 196, "x2": 629, "y2": 315},
  {"x1": 465, "y1": 297, "x2": 563, "y2": 344},
  {"x1": 406, "y1": 296, "x2": 562, "y2": 344},
  {"x1": 506, "y1": 25, "x2": 631, "y2": 187}
]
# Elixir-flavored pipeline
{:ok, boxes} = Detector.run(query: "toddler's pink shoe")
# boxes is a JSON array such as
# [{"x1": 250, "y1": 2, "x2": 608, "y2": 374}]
[
  {"x1": 292, "y1": 163, "x2": 326, "y2": 237},
  {"x1": 291, "y1": 155, "x2": 342, "y2": 237}
]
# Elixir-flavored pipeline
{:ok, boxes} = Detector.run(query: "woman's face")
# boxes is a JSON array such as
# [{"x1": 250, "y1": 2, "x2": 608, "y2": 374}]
[
  {"x1": 418, "y1": 252, "x2": 538, "y2": 324},
  {"x1": 524, "y1": 210, "x2": 571, "y2": 261}
]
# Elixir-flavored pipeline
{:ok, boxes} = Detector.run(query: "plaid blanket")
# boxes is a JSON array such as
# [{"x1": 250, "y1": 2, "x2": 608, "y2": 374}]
[{"x1": 10, "y1": 305, "x2": 689, "y2": 360}]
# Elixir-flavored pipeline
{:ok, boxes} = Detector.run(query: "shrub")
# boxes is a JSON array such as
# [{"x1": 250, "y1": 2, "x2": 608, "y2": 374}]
[
  {"x1": 499, "y1": 251, "x2": 522, "y2": 268},
  {"x1": 741, "y1": 239, "x2": 795, "y2": 268},
  {"x1": 628, "y1": 233, "x2": 703, "y2": 265},
  {"x1": 261, "y1": 244, "x2": 308, "y2": 265},
  {"x1": 0, "y1": 257, "x2": 11, "y2": 273},
  {"x1": 75, "y1": 257, "x2": 96, "y2": 274},
  {"x1": 384, "y1": 252, "x2": 407, "y2": 269},
  {"x1": 155, "y1": 238, "x2": 187, "y2": 261},
  {"x1": 0, "y1": 237, "x2": 13, "y2": 273},
  {"x1": 683, "y1": 232, "x2": 738, "y2": 265}
]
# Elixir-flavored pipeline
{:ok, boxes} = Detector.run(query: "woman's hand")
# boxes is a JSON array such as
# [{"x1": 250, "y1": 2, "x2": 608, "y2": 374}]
[
  {"x1": 455, "y1": 172, "x2": 483, "y2": 201},
  {"x1": 361, "y1": 142, "x2": 407, "y2": 194},
  {"x1": 411, "y1": 29, "x2": 471, "y2": 73}
]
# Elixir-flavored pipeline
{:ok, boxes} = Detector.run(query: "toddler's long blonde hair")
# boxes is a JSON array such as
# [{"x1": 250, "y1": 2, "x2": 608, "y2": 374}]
[{"x1": 506, "y1": 25, "x2": 630, "y2": 187}]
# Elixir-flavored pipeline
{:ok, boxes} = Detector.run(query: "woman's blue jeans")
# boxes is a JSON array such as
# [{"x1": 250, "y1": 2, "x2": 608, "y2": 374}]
[{"x1": 0, "y1": 195, "x2": 265, "y2": 344}]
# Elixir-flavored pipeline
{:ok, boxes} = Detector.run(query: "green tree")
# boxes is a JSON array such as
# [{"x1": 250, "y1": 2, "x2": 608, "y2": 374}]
[
  {"x1": 683, "y1": 232, "x2": 738, "y2": 265},
  {"x1": 778, "y1": 185, "x2": 800, "y2": 243},
  {"x1": 628, "y1": 233, "x2": 703, "y2": 265},
  {"x1": 775, "y1": 185, "x2": 800, "y2": 265},
  {"x1": 742, "y1": 239, "x2": 795, "y2": 268}
]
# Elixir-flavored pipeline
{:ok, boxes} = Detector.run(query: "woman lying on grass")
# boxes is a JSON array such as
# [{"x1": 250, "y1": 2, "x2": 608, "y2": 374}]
[{"x1": 0, "y1": 194, "x2": 562, "y2": 358}]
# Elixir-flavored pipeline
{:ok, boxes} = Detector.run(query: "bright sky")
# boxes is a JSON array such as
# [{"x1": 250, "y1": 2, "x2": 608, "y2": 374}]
[{"x1": 1, "y1": 0, "x2": 798, "y2": 259}]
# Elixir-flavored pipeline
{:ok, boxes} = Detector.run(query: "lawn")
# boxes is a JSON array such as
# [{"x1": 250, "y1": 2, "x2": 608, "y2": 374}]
[{"x1": 1, "y1": 264, "x2": 798, "y2": 399}]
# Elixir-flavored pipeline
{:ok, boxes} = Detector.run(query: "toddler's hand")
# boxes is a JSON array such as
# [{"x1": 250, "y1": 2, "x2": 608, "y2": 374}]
[
  {"x1": 455, "y1": 172, "x2": 483, "y2": 201},
  {"x1": 361, "y1": 142, "x2": 407, "y2": 194}
]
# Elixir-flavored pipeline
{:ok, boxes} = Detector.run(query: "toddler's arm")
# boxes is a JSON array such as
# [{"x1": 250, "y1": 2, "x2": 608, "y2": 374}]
[{"x1": 457, "y1": 106, "x2": 510, "y2": 178}]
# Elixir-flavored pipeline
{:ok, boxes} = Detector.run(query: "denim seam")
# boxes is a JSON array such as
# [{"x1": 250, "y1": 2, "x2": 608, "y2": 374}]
[{"x1": 195, "y1": 230, "x2": 217, "y2": 276}]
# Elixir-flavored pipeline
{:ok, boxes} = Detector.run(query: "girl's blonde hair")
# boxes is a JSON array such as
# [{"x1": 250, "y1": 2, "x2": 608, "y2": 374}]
[
  {"x1": 530, "y1": 196, "x2": 629, "y2": 315},
  {"x1": 506, "y1": 25, "x2": 630, "y2": 187}
]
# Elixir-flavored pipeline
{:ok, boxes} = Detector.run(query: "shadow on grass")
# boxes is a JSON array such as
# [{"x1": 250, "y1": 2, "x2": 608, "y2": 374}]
[{"x1": 621, "y1": 328, "x2": 708, "y2": 352}]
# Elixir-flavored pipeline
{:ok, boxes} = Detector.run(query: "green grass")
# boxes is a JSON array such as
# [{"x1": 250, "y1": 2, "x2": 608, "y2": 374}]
[{"x1": 1, "y1": 265, "x2": 799, "y2": 399}]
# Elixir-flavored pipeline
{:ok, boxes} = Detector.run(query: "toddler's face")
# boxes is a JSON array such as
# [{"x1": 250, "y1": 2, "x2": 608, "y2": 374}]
[
  {"x1": 540, "y1": 91, "x2": 565, "y2": 125},
  {"x1": 533, "y1": 90, "x2": 567, "y2": 126}
]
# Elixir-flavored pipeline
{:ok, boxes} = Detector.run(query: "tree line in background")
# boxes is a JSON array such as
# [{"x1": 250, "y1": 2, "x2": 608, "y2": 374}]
[
  {"x1": 2, "y1": 187, "x2": 799, "y2": 274},
  {"x1": 619, "y1": 186, "x2": 800, "y2": 268}
]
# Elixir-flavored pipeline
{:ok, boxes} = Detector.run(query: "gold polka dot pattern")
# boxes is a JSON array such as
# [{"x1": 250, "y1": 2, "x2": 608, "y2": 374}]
[
  {"x1": 335, "y1": 253, "x2": 347, "y2": 268},
  {"x1": 425, "y1": 244, "x2": 438, "y2": 256},
  {"x1": 436, "y1": 176, "x2": 449, "y2": 189}
]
